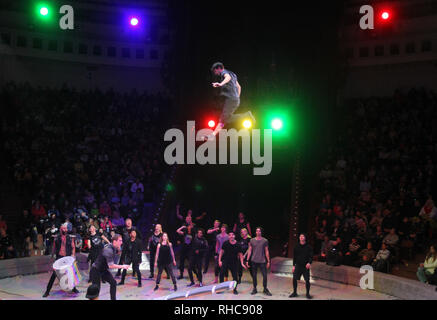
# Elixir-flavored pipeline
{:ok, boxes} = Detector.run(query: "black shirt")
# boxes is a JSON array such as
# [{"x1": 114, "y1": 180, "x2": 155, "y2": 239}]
[
  {"x1": 92, "y1": 244, "x2": 119, "y2": 273},
  {"x1": 293, "y1": 243, "x2": 313, "y2": 266},
  {"x1": 190, "y1": 236, "x2": 209, "y2": 257},
  {"x1": 89, "y1": 234, "x2": 103, "y2": 254},
  {"x1": 238, "y1": 237, "x2": 251, "y2": 256},
  {"x1": 219, "y1": 69, "x2": 239, "y2": 99},
  {"x1": 149, "y1": 232, "x2": 162, "y2": 252},
  {"x1": 221, "y1": 240, "x2": 242, "y2": 264}
]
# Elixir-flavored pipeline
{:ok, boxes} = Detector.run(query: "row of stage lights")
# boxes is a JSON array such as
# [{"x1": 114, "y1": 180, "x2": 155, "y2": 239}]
[
  {"x1": 37, "y1": 4, "x2": 141, "y2": 27},
  {"x1": 207, "y1": 118, "x2": 284, "y2": 131}
]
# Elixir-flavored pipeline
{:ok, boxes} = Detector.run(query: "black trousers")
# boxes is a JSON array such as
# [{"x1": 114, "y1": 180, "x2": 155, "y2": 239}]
[
  {"x1": 45, "y1": 255, "x2": 77, "y2": 293},
  {"x1": 292, "y1": 265, "x2": 310, "y2": 294},
  {"x1": 251, "y1": 262, "x2": 268, "y2": 289},
  {"x1": 188, "y1": 254, "x2": 204, "y2": 283},
  {"x1": 203, "y1": 245, "x2": 214, "y2": 272},
  {"x1": 179, "y1": 244, "x2": 191, "y2": 276},
  {"x1": 121, "y1": 262, "x2": 141, "y2": 285},
  {"x1": 219, "y1": 97, "x2": 248, "y2": 125},
  {"x1": 238, "y1": 259, "x2": 252, "y2": 283},
  {"x1": 90, "y1": 267, "x2": 117, "y2": 300},
  {"x1": 220, "y1": 261, "x2": 239, "y2": 289},
  {"x1": 149, "y1": 249, "x2": 157, "y2": 276},
  {"x1": 157, "y1": 263, "x2": 176, "y2": 285}
]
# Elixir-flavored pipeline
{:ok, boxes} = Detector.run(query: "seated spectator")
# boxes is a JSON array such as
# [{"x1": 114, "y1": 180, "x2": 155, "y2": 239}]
[
  {"x1": 417, "y1": 244, "x2": 437, "y2": 284},
  {"x1": 372, "y1": 242, "x2": 391, "y2": 272},
  {"x1": 0, "y1": 214, "x2": 7, "y2": 231},
  {"x1": 111, "y1": 211, "x2": 125, "y2": 230},
  {"x1": 419, "y1": 199, "x2": 437, "y2": 221},
  {"x1": 99, "y1": 200, "x2": 112, "y2": 217},
  {"x1": 358, "y1": 242, "x2": 376, "y2": 266},
  {"x1": 326, "y1": 237, "x2": 343, "y2": 266},
  {"x1": 383, "y1": 228, "x2": 400, "y2": 259},
  {"x1": 31, "y1": 200, "x2": 46, "y2": 219},
  {"x1": 344, "y1": 238, "x2": 361, "y2": 266},
  {"x1": 89, "y1": 203, "x2": 100, "y2": 220},
  {"x1": 100, "y1": 216, "x2": 113, "y2": 234},
  {"x1": 319, "y1": 235, "x2": 331, "y2": 261},
  {"x1": 0, "y1": 228, "x2": 16, "y2": 259},
  {"x1": 131, "y1": 179, "x2": 144, "y2": 194}
]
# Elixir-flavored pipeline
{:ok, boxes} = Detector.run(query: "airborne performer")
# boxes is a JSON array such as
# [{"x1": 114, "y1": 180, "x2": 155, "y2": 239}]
[{"x1": 204, "y1": 62, "x2": 256, "y2": 140}]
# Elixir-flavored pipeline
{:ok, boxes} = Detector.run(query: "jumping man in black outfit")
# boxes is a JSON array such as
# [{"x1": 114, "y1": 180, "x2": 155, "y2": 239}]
[
  {"x1": 289, "y1": 233, "x2": 313, "y2": 299},
  {"x1": 204, "y1": 62, "x2": 255, "y2": 141}
]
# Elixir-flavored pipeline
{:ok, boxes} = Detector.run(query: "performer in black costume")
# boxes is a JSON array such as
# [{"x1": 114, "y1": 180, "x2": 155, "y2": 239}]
[
  {"x1": 203, "y1": 62, "x2": 255, "y2": 141},
  {"x1": 289, "y1": 233, "x2": 313, "y2": 299},
  {"x1": 87, "y1": 225, "x2": 110, "y2": 282},
  {"x1": 43, "y1": 224, "x2": 79, "y2": 297},
  {"x1": 176, "y1": 216, "x2": 196, "y2": 279},
  {"x1": 187, "y1": 228, "x2": 209, "y2": 287},
  {"x1": 218, "y1": 231, "x2": 246, "y2": 295},
  {"x1": 118, "y1": 230, "x2": 143, "y2": 287},
  {"x1": 116, "y1": 218, "x2": 142, "y2": 277},
  {"x1": 238, "y1": 228, "x2": 252, "y2": 284},
  {"x1": 88, "y1": 234, "x2": 129, "y2": 300},
  {"x1": 154, "y1": 233, "x2": 177, "y2": 291},
  {"x1": 148, "y1": 224, "x2": 162, "y2": 278},
  {"x1": 204, "y1": 220, "x2": 221, "y2": 273}
]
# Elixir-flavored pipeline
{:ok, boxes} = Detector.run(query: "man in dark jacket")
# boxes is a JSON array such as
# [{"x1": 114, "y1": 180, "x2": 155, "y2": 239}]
[
  {"x1": 289, "y1": 233, "x2": 313, "y2": 299},
  {"x1": 43, "y1": 224, "x2": 79, "y2": 297},
  {"x1": 187, "y1": 228, "x2": 208, "y2": 287},
  {"x1": 119, "y1": 230, "x2": 143, "y2": 287}
]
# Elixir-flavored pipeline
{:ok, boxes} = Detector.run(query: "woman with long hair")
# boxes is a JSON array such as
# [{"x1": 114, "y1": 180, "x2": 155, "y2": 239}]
[
  {"x1": 154, "y1": 233, "x2": 177, "y2": 291},
  {"x1": 417, "y1": 244, "x2": 437, "y2": 284}
]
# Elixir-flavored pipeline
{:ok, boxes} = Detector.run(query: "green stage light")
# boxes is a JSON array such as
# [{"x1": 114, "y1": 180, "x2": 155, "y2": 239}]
[
  {"x1": 39, "y1": 7, "x2": 49, "y2": 16},
  {"x1": 271, "y1": 118, "x2": 283, "y2": 130},
  {"x1": 165, "y1": 183, "x2": 174, "y2": 192}
]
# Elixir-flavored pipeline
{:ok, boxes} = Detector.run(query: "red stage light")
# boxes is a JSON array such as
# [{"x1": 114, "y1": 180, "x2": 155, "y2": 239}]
[
  {"x1": 208, "y1": 120, "x2": 216, "y2": 128},
  {"x1": 381, "y1": 11, "x2": 390, "y2": 20}
]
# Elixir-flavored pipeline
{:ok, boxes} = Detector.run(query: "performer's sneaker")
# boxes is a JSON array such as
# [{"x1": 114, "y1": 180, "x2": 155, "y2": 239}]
[
  {"x1": 138, "y1": 283, "x2": 142, "y2": 288},
  {"x1": 148, "y1": 274, "x2": 154, "y2": 279},
  {"x1": 250, "y1": 288, "x2": 257, "y2": 295},
  {"x1": 199, "y1": 282, "x2": 203, "y2": 287},
  {"x1": 42, "y1": 291, "x2": 49, "y2": 298},
  {"x1": 203, "y1": 270, "x2": 208, "y2": 274},
  {"x1": 248, "y1": 111, "x2": 256, "y2": 124},
  {"x1": 289, "y1": 292, "x2": 298, "y2": 298},
  {"x1": 263, "y1": 288, "x2": 272, "y2": 296},
  {"x1": 177, "y1": 275, "x2": 184, "y2": 280},
  {"x1": 154, "y1": 285, "x2": 159, "y2": 291},
  {"x1": 117, "y1": 281, "x2": 124, "y2": 286},
  {"x1": 233, "y1": 289, "x2": 239, "y2": 295},
  {"x1": 174, "y1": 284, "x2": 178, "y2": 291},
  {"x1": 306, "y1": 294, "x2": 313, "y2": 299},
  {"x1": 187, "y1": 282, "x2": 195, "y2": 287},
  {"x1": 72, "y1": 288, "x2": 79, "y2": 294}
]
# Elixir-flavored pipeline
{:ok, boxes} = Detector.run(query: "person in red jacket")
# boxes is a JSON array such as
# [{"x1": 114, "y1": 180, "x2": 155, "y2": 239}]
[
  {"x1": 100, "y1": 216, "x2": 114, "y2": 234},
  {"x1": 31, "y1": 201, "x2": 46, "y2": 219}
]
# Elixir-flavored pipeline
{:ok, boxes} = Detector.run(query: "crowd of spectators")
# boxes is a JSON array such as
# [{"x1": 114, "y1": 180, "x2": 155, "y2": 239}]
[
  {"x1": 313, "y1": 88, "x2": 437, "y2": 275},
  {"x1": 0, "y1": 82, "x2": 174, "y2": 259}
]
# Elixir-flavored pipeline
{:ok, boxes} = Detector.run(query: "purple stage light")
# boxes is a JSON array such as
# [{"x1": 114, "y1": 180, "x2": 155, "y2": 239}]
[{"x1": 130, "y1": 17, "x2": 139, "y2": 26}]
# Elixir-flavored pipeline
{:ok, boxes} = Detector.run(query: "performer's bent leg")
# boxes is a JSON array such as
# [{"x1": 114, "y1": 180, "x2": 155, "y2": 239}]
[
  {"x1": 188, "y1": 256, "x2": 195, "y2": 284},
  {"x1": 149, "y1": 250, "x2": 156, "y2": 277},
  {"x1": 102, "y1": 271, "x2": 117, "y2": 300},
  {"x1": 133, "y1": 263, "x2": 141, "y2": 286},
  {"x1": 90, "y1": 267, "x2": 101, "y2": 289},
  {"x1": 292, "y1": 266, "x2": 303, "y2": 294},
  {"x1": 45, "y1": 271, "x2": 58, "y2": 294}
]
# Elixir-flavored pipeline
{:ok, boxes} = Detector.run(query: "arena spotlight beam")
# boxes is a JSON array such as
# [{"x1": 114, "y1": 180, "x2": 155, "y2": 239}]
[{"x1": 130, "y1": 17, "x2": 139, "y2": 26}]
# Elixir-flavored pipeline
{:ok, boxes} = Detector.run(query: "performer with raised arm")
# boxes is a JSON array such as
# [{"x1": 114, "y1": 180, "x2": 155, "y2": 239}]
[
  {"x1": 218, "y1": 231, "x2": 246, "y2": 295},
  {"x1": 246, "y1": 227, "x2": 272, "y2": 296},
  {"x1": 176, "y1": 216, "x2": 196, "y2": 279},
  {"x1": 289, "y1": 233, "x2": 313, "y2": 299},
  {"x1": 204, "y1": 62, "x2": 255, "y2": 141},
  {"x1": 154, "y1": 233, "x2": 177, "y2": 291},
  {"x1": 88, "y1": 234, "x2": 130, "y2": 300},
  {"x1": 204, "y1": 219, "x2": 221, "y2": 273},
  {"x1": 176, "y1": 204, "x2": 207, "y2": 223},
  {"x1": 43, "y1": 223, "x2": 79, "y2": 297}
]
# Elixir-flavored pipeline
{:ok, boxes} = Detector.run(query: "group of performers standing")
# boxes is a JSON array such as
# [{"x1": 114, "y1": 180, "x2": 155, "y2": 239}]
[{"x1": 42, "y1": 208, "x2": 314, "y2": 300}]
